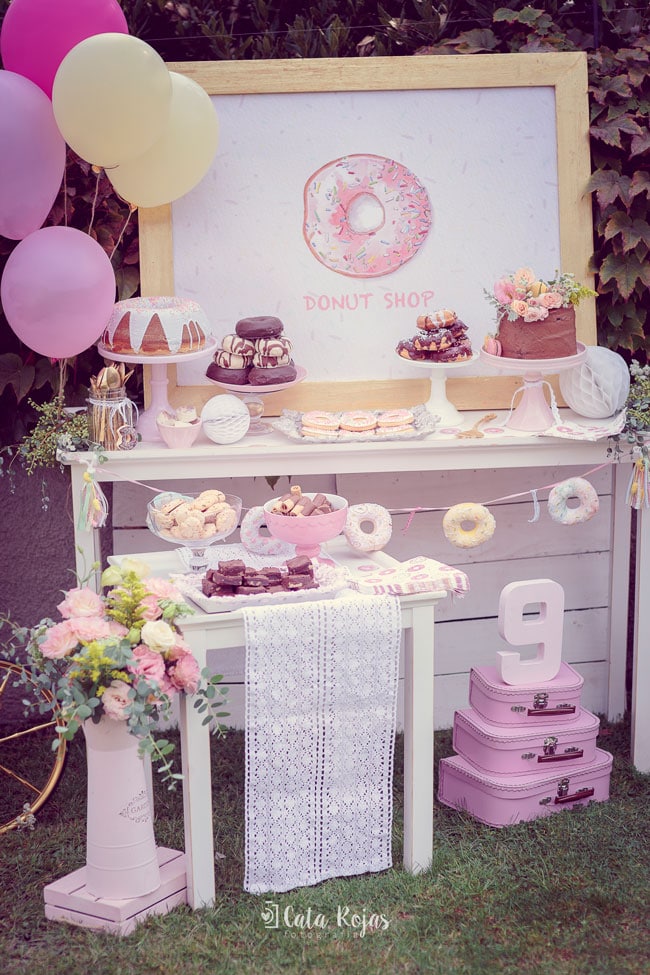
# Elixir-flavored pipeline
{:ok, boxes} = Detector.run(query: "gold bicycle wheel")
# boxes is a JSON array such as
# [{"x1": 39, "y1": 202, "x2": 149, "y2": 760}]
[{"x1": 0, "y1": 660, "x2": 67, "y2": 834}]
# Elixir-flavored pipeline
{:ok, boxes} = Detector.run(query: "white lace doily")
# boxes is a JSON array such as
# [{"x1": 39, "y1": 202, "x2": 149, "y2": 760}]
[{"x1": 243, "y1": 593, "x2": 401, "y2": 894}]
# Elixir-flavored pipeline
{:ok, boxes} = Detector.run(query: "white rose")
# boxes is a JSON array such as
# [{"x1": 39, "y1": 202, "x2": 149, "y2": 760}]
[
  {"x1": 141, "y1": 619, "x2": 176, "y2": 653},
  {"x1": 120, "y1": 557, "x2": 152, "y2": 579}
]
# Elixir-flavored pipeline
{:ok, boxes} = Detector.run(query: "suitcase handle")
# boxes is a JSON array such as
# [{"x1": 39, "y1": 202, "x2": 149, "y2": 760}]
[
  {"x1": 538, "y1": 749, "x2": 584, "y2": 764},
  {"x1": 527, "y1": 705, "x2": 576, "y2": 716},
  {"x1": 554, "y1": 786, "x2": 594, "y2": 805}
]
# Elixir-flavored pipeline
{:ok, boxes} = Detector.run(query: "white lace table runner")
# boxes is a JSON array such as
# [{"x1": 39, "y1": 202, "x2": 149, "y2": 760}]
[{"x1": 243, "y1": 594, "x2": 401, "y2": 894}]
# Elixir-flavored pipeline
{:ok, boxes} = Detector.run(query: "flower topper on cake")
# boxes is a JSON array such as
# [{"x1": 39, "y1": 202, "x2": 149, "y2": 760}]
[
  {"x1": 485, "y1": 267, "x2": 596, "y2": 324},
  {"x1": 2, "y1": 560, "x2": 228, "y2": 787}
]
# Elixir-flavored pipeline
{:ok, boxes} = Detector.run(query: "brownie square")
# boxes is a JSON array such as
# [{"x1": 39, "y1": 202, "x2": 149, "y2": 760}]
[
  {"x1": 285, "y1": 555, "x2": 313, "y2": 576},
  {"x1": 218, "y1": 559, "x2": 246, "y2": 576}
]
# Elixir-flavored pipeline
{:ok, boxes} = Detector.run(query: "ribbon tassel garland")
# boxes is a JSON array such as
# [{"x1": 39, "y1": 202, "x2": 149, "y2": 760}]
[
  {"x1": 626, "y1": 449, "x2": 650, "y2": 510},
  {"x1": 78, "y1": 462, "x2": 109, "y2": 531}
]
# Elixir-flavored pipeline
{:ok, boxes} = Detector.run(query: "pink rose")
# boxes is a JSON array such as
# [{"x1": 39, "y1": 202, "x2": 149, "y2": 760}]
[
  {"x1": 108, "y1": 621, "x2": 129, "y2": 638},
  {"x1": 101, "y1": 680, "x2": 131, "y2": 720},
  {"x1": 128, "y1": 645, "x2": 166, "y2": 685},
  {"x1": 57, "y1": 587, "x2": 105, "y2": 620},
  {"x1": 167, "y1": 648, "x2": 200, "y2": 694},
  {"x1": 537, "y1": 291, "x2": 563, "y2": 309},
  {"x1": 512, "y1": 267, "x2": 536, "y2": 290},
  {"x1": 67, "y1": 617, "x2": 113, "y2": 642},
  {"x1": 522, "y1": 305, "x2": 549, "y2": 322},
  {"x1": 40, "y1": 620, "x2": 78, "y2": 659},
  {"x1": 139, "y1": 594, "x2": 163, "y2": 621},
  {"x1": 493, "y1": 278, "x2": 518, "y2": 304},
  {"x1": 145, "y1": 578, "x2": 184, "y2": 602},
  {"x1": 510, "y1": 299, "x2": 529, "y2": 318}
]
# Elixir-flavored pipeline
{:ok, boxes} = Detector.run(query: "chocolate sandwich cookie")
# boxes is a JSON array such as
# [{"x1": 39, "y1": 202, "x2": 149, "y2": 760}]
[
  {"x1": 235, "y1": 315, "x2": 284, "y2": 339},
  {"x1": 206, "y1": 362, "x2": 250, "y2": 385},
  {"x1": 248, "y1": 363, "x2": 297, "y2": 386}
]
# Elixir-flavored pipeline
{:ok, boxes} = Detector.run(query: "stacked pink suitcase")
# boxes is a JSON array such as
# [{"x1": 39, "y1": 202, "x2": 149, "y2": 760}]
[{"x1": 438, "y1": 660, "x2": 613, "y2": 827}]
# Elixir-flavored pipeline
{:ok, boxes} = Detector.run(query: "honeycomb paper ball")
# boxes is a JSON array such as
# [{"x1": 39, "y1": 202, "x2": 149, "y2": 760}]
[
  {"x1": 201, "y1": 394, "x2": 250, "y2": 443},
  {"x1": 559, "y1": 346, "x2": 630, "y2": 418}
]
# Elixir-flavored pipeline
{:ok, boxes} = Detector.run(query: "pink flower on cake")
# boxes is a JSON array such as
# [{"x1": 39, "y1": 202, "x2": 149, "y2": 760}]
[
  {"x1": 522, "y1": 305, "x2": 549, "y2": 322},
  {"x1": 57, "y1": 587, "x2": 105, "y2": 619},
  {"x1": 510, "y1": 299, "x2": 529, "y2": 318},
  {"x1": 40, "y1": 620, "x2": 79, "y2": 659},
  {"x1": 512, "y1": 267, "x2": 536, "y2": 290},
  {"x1": 493, "y1": 278, "x2": 519, "y2": 304},
  {"x1": 128, "y1": 645, "x2": 167, "y2": 684},
  {"x1": 101, "y1": 680, "x2": 131, "y2": 720},
  {"x1": 536, "y1": 291, "x2": 564, "y2": 309}
]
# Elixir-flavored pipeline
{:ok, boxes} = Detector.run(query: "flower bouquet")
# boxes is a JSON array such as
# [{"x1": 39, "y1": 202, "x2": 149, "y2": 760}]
[
  {"x1": 5, "y1": 558, "x2": 228, "y2": 788},
  {"x1": 485, "y1": 267, "x2": 596, "y2": 324}
]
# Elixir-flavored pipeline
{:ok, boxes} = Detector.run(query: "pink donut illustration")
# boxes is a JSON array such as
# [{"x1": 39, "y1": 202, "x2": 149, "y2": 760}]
[{"x1": 303, "y1": 154, "x2": 432, "y2": 278}]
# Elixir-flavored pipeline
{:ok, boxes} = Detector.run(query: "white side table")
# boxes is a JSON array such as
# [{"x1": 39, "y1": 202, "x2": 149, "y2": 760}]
[{"x1": 112, "y1": 539, "x2": 447, "y2": 907}]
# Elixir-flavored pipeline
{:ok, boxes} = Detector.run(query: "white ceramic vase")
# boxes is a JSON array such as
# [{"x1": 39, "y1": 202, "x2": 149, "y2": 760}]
[{"x1": 83, "y1": 717, "x2": 161, "y2": 900}]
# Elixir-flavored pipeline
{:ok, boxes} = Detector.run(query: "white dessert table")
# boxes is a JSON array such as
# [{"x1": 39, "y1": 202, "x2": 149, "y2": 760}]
[{"x1": 111, "y1": 539, "x2": 447, "y2": 908}]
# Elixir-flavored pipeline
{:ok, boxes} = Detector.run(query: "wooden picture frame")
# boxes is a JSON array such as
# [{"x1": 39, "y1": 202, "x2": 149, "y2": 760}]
[{"x1": 138, "y1": 53, "x2": 596, "y2": 414}]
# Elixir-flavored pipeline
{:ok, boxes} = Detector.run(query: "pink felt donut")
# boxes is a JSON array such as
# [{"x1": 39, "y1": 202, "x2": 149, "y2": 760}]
[
  {"x1": 240, "y1": 506, "x2": 294, "y2": 557},
  {"x1": 344, "y1": 503, "x2": 392, "y2": 552},
  {"x1": 303, "y1": 154, "x2": 432, "y2": 278},
  {"x1": 547, "y1": 478, "x2": 599, "y2": 526}
]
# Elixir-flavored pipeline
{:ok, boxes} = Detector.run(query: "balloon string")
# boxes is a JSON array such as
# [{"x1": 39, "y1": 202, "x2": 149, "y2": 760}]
[
  {"x1": 109, "y1": 205, "x2": 137, "y2": 262},
  {"x1": 88, "y1": 167, "x2": 102, "y2": 237},
  {"x1": 63, "y1": 164, "x2": 68, "y2": 228}
]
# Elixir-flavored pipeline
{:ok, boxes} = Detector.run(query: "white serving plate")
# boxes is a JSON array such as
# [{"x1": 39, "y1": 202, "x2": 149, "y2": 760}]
[{"x1": 171, "y1": 562, "x2": 350, "y2": 614}]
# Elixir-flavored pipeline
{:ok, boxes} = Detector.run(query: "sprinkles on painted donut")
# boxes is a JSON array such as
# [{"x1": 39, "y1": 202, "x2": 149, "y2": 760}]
[{"x1": 303, "y1": 154, "x2": 432, "y2": 278}]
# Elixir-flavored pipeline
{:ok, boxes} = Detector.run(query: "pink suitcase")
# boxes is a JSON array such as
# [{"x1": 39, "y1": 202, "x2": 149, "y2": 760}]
[
  {"x1": 438, "y1": 747, "x2": 612, "y2": 828},
  {"x1": 452, "y1": 707, "x2": 600, "y2": 775},
  {"x1": 469, "y1": 661, "x2": 584, "y2": 726}
]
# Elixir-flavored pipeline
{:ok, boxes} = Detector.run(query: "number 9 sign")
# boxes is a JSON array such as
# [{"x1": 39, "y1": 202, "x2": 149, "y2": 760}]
[{"x1": 496, "y1": 579, "x2": 564, "y2": 686}]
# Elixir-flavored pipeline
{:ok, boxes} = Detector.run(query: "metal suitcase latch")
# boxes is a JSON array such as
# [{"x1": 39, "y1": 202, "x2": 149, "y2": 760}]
[
  {"x1": 536, "y1": 738, "x2": 585, "y2": 763},
  {"x1": 554, "y1": 777, "x2": 595, "y2": 804}
]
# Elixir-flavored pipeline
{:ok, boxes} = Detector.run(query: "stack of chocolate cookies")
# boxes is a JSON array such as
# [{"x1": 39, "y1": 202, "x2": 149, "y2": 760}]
[
  {"x1": 396, "y1": 308, "x2": 473, "y2": 363},
  {"x1": 206, "y1": 315, "x2": 297, "y2": 386},
  {"x1": 201, "y1": 556, "x2": 316, "y2": 598}
]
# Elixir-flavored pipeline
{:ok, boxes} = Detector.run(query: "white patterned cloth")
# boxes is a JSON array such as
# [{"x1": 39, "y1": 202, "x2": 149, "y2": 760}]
[{"x1": 242, "y1": 594, "x2": 401, "y2": 894}]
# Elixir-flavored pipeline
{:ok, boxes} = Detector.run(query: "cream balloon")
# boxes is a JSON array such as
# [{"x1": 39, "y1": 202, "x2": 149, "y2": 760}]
[
  {"x1": 108, "y1": 72, "x2": 219, "y2": 208},
  {"x1": 52, "y1": 33, "x2": 172, "y2": 168}
]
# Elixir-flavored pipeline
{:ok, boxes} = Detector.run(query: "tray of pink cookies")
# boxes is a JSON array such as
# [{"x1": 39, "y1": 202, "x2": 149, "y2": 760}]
[{"x1": 273, "y1": 404, "x2": 438, "y2": 443}]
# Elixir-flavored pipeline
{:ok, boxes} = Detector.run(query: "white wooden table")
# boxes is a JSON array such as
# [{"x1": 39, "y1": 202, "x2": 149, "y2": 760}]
[
  {"x1": 61, "y1": 410, "x2": 641, "y2": 763},
  {"x1": 112, "y1": 540, "x2": 447, "y2": 908}
]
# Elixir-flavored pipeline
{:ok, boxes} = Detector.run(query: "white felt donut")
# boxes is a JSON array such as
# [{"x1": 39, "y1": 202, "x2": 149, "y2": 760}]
[
  {"x1": 443, "y1": 503, "x2": 496, "y2": 549},
  {"x1": 240, "y1": 506, "x2": 294, "y2": 557},
  {"x1": 547, "y1": 478, "x2": 599, "y2": 525},
  {"x1": 344, "y1": 503, "x2": 392, "y2": 552},
  {"x1": 303, "y1": 154, "x2": 432, "y2": 278}
]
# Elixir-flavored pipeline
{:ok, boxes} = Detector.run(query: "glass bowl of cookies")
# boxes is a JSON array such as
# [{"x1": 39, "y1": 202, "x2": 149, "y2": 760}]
[
  {"x1": 263, "y1": 487, "x2": 348, "y2": 560},
  {"x1": 147, "y1": 489, "x2": 242, "y2": 573}
]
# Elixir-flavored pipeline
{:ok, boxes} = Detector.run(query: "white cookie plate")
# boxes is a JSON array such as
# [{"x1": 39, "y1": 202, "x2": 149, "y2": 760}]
[{"x1": 171, "y1": 562, "x2": 351, "y2": 614}]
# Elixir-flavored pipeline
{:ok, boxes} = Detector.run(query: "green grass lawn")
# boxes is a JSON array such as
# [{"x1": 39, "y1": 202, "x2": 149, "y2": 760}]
[{"x1": 1, "y1": 717, "x2": 649, "y2": 975}]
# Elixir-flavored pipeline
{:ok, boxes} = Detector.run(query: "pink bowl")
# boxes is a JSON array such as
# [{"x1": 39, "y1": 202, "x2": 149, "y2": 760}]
[
  {"x1": 263, "y1": 493, "x2": 348, "y2": 558},
  {"x1": 157, "y1": 420, "x2": 202, "y2": 448}
]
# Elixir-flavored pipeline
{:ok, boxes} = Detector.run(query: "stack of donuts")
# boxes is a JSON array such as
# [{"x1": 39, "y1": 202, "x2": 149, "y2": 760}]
[
  {"x1": 206, "y1": 315, "x2": 297, "y2": 386},
  {"x1": 396, "y1": 308, "x2": 473, "y2": 363},
  {"x1": 301, "y1": 408, "x2": 416, "y2": 438}
]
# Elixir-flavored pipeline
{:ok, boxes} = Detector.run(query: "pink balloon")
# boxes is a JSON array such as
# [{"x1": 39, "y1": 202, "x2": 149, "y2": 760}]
[
  {"x1": 0, "y1": 71, "x2": 66, "y2": 240},
  {"x1": 1, "y1": 227, "x2": 116, "y2": 358},
  {"x1": 0, "y1": 0, "x2": 128, "y2": 98}
]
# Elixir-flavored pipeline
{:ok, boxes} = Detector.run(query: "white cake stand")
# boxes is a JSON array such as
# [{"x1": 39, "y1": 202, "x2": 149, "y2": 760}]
[
  {"x1": 480, "y1": 343, "x2": 587, "y2": 432},
  {"x1": 404, "y1": 353, "x2": 479, "y2": 426},
  {"x1": 97, "y1": 340, "x2": 219, "y2": 443},
  {"x1": 208, "y1": 365, "x2": 307, "y2": 435}
]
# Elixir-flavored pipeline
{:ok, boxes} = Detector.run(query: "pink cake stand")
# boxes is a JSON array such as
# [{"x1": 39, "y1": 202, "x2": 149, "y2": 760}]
[
  {"x1": 263, "y1": 493, "x2": 348, "y2": 561},
  {"x1": 97, "y1": 340, "x2": 219, "y2": 443},
  {"x1": 480, "y1": 343, "x2": 587, "y2": 433},
  {"x1": 208, "y1": 365, "x2": 307, "y2": 435}
]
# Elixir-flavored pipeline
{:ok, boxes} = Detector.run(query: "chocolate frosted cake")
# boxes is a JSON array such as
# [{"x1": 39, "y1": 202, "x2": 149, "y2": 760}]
[
  {"x1": 497, "y1": 306, "x2": 577, "y2": 359},
  {"x1": 484, "y1": 268, "x2": 594, "y2": 361}
]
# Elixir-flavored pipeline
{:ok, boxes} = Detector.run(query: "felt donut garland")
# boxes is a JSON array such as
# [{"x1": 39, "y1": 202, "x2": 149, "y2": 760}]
[
  {"x1": 344, "y1": 503, "x2": 392, "y2": 552},
  {"x1": 442, "y1": 503, "x2": 496, "y2": 549},
  {"x1": 547, "y1": 478, "x2": 599, "y2": 525}
]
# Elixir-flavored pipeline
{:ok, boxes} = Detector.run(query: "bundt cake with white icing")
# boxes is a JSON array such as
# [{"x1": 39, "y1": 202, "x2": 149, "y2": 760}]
[{"x1": 100, "y1": 297, "x2": 210, "y2": 356}]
